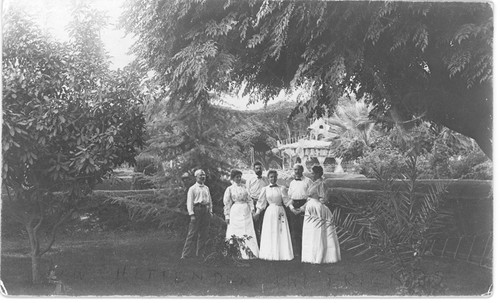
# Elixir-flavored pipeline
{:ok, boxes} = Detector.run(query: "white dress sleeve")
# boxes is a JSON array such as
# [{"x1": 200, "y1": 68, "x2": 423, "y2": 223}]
[
  {"x1": 223, "y1": 186, "x2": 233, "y2": 220},
  {"x1": 256, "y1": 187, "x2": 268, "y2": 215}
]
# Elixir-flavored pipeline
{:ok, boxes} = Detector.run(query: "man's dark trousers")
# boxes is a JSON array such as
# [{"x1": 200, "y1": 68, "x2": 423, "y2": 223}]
[
  {"x1": 181, "y1": 204, "x2": 211, "y2": 258},
  {"x1": 288, "y1": 199, "x2": 306, "y2": 257},
  {"x1": 252, "y1": 198, "x2": 265, "y2": 245}
]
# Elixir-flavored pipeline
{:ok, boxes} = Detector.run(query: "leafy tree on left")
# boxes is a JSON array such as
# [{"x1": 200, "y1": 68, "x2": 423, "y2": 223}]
[{"x1": 2, "y1": 6, "x2": 145, "y2": 284}]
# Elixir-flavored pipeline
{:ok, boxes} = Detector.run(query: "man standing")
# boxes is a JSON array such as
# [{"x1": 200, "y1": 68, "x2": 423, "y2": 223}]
[
  {"x1": 287, "y1": 163, "x2": 313, "y2": 258},
  {"x1": 181, "y1": 169, "x2": 213, "y2": 260},
  {"x1": 246, "y1": 161, "x2": 269, "y2": 244}
]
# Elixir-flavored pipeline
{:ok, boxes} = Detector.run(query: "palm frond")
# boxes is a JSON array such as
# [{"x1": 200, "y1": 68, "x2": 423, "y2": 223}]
[{"x1": 331, "y1": 154, "x2": 453, "y2": 294}]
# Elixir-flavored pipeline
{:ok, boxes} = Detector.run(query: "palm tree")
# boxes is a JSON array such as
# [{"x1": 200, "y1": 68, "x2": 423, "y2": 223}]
[
  {"x1": 327, "y1": 97, "x2": 377, "y2": 144},
  {"x1": 331, "y1": 156, "x2": 454, "y2": 295},
  {"x1": 325, "y1": 96, "x2": 380, "y2": 161}
]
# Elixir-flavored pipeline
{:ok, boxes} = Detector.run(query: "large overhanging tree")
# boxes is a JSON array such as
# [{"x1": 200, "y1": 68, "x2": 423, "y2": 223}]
[
  {"x1": 2, "y1": 5, "x2": 145, "y2": 283},
  {"x1": 122, "y1": 0, "x2": 492, "y2": 158}
]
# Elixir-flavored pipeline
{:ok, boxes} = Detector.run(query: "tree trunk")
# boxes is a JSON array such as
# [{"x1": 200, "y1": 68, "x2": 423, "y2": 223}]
[
  {"x1": 404, "y1": 57, "x2": 493, "y2": 159},
  {"x1": 31, "y1": 254, "x2": 42, "y2": 284},
  {"x1": 25, "y1": 206, "x2": 73, "y2": 285},
  {"x1": 26, "y1": 222, "x2": 42, "y2": 284}
]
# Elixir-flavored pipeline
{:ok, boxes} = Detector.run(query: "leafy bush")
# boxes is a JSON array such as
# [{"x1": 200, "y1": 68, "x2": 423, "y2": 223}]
[
  {"x1": 94, "y1": 178, "x2": 134, "y2": 191},
  {"x1": 419, "y1": 144, "x2": 492, "y2": 180},
  {"x1": 358, "y1": 141, "x2": 407, "y2": 179},
  {"x1": 449, "y1": 150, "x2": 492, "y2": 180},
  {"x1": 337, "y1": 139, "x2": 368, "y2": 162},
  {"x1": 204, "y1": 233, "x2": 256, "y2": 267},
  {"x1": 132, "y1": 155, "x2": 161, "y2": 189},
  {"x1": 135, "y1": 155, "x2": 159, "y2": 176},
  {"x1": 358, "y1": 123, "x2": 492, "y2": 180},
  {"x1": 54, "y1": 188, "x2": 189, "y2": 235}
]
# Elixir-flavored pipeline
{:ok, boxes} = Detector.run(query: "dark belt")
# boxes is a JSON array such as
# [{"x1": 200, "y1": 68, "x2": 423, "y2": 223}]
[
  {"x1": 194, "y1": 203, "x2": 209, "y2": 208},
  {"x1": 292, "y1": 199, "x2": 307, "y2": 209}
]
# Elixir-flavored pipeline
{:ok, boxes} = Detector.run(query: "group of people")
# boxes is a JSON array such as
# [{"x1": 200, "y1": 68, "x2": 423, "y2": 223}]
[{"x1": 180, "y1": 162, "x2": 341, "y2": 265}]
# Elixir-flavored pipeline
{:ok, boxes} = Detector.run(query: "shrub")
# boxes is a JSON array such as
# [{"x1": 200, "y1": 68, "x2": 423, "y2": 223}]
[
  {"x1": 203, "y1": 233, "x2": 256, "y2": 267},
  {"x1": 134, "y1": 155, "x2": 159, "y2": 175},
  {"x1": 338, "y1": 139, "x2": 367, "y2": 162},
  {"x1": 332, "y1": 156, "x2": 454, "y2": 295},
  {"x1": 358, "y1": 143, "x2": 406, "y2": 179},
  {"x1": 449, "y1": 150, "x2": 492, "y2": 180},
  {"x1": 132, "y1": 155, "x2": 160, "y2": 189},
  {"x1": 358, "y1": 124, "x2": 492, "y2": 180},
  {"x1": 94, "y1": 178, "x2": 134, "y2": 191}
]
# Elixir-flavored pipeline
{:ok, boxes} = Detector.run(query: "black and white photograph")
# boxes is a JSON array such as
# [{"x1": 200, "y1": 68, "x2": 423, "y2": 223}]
[{"x1": 0, "y1": 0, "x2": 494, "y2": 298}]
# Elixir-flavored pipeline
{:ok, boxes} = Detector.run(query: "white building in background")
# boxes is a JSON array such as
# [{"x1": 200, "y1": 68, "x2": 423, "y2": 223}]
[
  {"x1": 277, "y1": 118, "x2": 337, "y2": 170},
  {"x1": 307, "y1": 117, "x2": 334, "y2": 141}
]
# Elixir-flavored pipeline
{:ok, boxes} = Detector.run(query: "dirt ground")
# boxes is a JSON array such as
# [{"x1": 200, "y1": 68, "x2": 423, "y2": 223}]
[{"x1": 0, "y1": 229, "x2": 492, "y2": 297}]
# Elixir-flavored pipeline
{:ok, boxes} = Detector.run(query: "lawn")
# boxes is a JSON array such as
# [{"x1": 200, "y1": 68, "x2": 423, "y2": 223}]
[{"x1": 0, "y1": 229, "x2": 492, "y2": 297}]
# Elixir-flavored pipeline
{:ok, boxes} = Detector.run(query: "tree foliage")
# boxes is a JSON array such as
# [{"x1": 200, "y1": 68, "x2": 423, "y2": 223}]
[
  {"x1": 230, "y1": 101, "x2": 309, "y2": 169},
  {"x1": 2, "y1": 5, "x2": 145, "y2": 283},
  {"x1": 357, "y1": 121, "x2": 491, "y2": 180},
  {"x1": 143, "y1": 82, "x2": 306, "y2": 181},
  {"x1": 122, "y1": 0, "x2": 492, "y2": 158},
  {"x1": 326, "y1": 96, "x2": 380, "y2": 161}
]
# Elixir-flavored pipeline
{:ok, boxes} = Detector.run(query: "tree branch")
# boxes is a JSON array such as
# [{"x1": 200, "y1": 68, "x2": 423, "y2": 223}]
[
  {"x1": 26, "y1": 217, "x2": 40, "y2": 255},
  {"x1": 33, "y1": 200, "x2": 44, "y2": 233},
  {"x1": 32, "y1": 200, "x2": 46, "y2": 254}
]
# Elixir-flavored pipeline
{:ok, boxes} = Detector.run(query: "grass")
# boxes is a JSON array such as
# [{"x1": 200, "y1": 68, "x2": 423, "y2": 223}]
[{"x1": 0, "y1": 229, "x2": 492, "y2": 297}]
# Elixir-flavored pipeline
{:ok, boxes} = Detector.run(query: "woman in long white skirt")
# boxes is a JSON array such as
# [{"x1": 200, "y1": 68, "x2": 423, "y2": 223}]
[
  {"x1": 254, "y1": 170, "x2": 294, "y2": 261},
  {"x1": 299, "y1": 165, "x2": 341, "y2": 264},
  {"x1": 224, "y1": 170, "x2": 259, "y2": 259}
]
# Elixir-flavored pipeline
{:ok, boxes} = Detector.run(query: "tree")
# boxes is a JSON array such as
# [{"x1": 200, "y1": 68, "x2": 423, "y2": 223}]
[
  {"x1": 121, "y1": 0, "x2": 492, "y2": 158},
  {"x1": 141, "y1": 75, "x2": 243, "y2": 215},
  {"x1": 2, "y1": 6, "x2": 145, "y2": 283},
  {"x1": 140, "y1": 55, "x2": 309, "y2": 175}
]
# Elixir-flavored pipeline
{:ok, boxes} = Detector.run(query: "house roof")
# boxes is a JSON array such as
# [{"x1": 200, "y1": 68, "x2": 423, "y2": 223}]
[{"x1": 278, "y1": 139, "x2": 331, "y2": 150}]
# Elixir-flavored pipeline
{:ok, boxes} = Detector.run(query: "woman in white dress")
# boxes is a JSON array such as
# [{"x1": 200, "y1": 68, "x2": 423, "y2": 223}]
[
  {"x1": 299, "y1": 165, "x2": 341, "y2": 264},
  {"x1": 254, "y1": 170, "x2": 294, "y2": 261},
  {"x1": 224, "y1": 169, "x2": 259, "y2": 259}
]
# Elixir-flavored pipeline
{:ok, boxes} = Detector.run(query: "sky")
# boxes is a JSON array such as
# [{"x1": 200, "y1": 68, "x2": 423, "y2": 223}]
[{"x1": 3, "y1": 0, "x2": 136, "y2": 70}]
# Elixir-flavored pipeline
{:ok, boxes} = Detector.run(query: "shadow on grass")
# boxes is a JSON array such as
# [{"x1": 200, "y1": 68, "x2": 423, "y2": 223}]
[{"x1": 0, "y1": 229, "x2": 492, "y2": 297}]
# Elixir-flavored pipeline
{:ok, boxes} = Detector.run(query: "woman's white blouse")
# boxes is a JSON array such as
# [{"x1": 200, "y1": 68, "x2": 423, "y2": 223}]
[
  {"x1": 223, "y1": 183, "x2": 253, "y2": 219},
  {"x1": 255, "y1": 185, "x2": 291, "y2": 215},
  {"x1": 307, "y1": 178, "x2": 326, "y2": 203}
]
